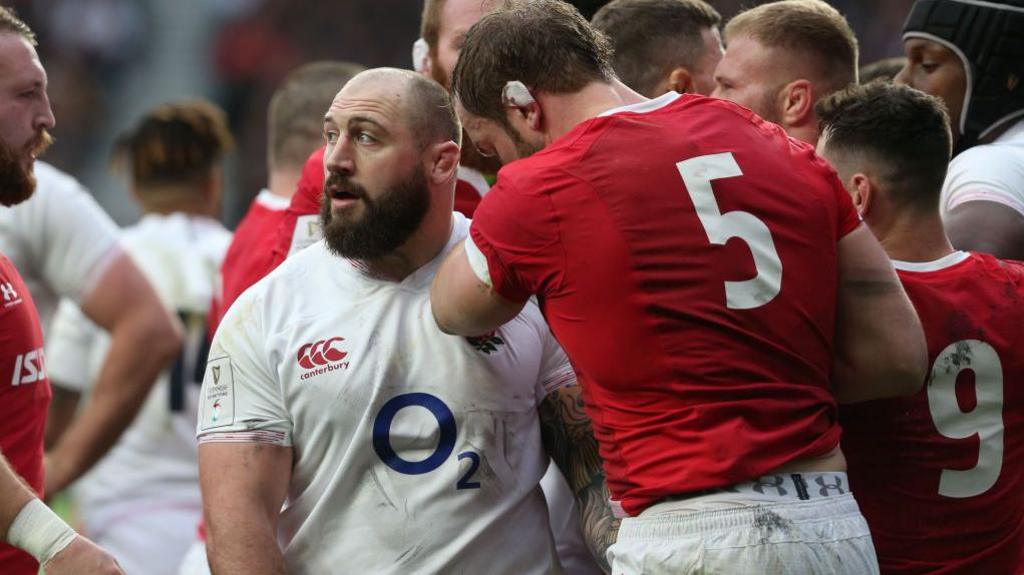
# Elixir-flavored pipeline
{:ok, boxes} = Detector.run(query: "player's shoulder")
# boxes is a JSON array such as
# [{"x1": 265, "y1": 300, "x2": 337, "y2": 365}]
[
  {"x1": 899, "y1": 251, "x2": 1024, "y2": 291},
  {"x1": 33, "y1": 161, "x2": 87, "y2": 196},
  {"x1": 5, "y1": 162, "x2": 87, "y2": 223},
  {"x1": 125, "y1": 213, "x2": 230, "y2": 253},
  {"x1": 972, "y1": 251, "x2": 1024, "y2": 287},
  {"x1": 256, "y1": 240, "x2": 341, "y2": 301},
  {"x1": 235, "y1": 191, "x2": 289, "y2": 232},
  {"x1": 947, "y1": 138, "x2": 1024, "y2": 187}
]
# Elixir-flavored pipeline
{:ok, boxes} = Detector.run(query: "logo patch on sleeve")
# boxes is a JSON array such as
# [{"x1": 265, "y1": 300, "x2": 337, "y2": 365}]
[
  {"x1": 200, "y1": 356, "x2": 235, "y2": 431},
  {"x1": 289, "y1": 214, "x2": 323, "y2": 257}
]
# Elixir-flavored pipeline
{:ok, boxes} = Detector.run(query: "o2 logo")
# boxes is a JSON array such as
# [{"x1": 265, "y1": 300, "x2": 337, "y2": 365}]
[{"x1": 372, "y1": 393, "x2": 481, "y2": 490}]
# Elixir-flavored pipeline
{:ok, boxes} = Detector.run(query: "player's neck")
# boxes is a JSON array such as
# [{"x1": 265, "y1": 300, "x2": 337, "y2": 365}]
[
  {"x1": 786, "y1": 123, "x2": 820, "y2": 147},
  {"x1": 874, "y1": 214, "x2": 956, "y2": 263},
  {"x1": 357, "y1": 207, "x2": 454, "y2": 282},
  {"x1": 267, "y1": 167, "x2": 302, "y2": 200},
  {"x1": 540, "y1": 79, "x2": 646, "y2": 144},
  {"x1": 136, "y1": 188, "x2": 217, "y2": 218}
]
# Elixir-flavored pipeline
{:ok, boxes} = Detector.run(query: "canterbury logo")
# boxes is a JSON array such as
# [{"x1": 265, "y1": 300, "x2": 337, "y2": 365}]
[{"x1": 297, "y1": 337, "x2": 347, "y2": 369}]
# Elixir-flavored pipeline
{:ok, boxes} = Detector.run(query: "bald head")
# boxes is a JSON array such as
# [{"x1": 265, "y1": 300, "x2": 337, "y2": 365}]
[{"x1": 341, "y1": 68, "x2": 461, "y2": 150}]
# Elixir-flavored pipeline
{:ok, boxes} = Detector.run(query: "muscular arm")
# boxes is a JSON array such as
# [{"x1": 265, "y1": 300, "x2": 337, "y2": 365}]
[
  {"x1": 0, "y1": 452, "x2": 35, "y2": 536},
  {"x1": 199, "y1": 442, "x2": 292, "y2": 575},
  {"x1": 538, "y1": 385, "x2": 618, "y2": 573},
  {"x1": 431, "y1": 241, "x2": 526, "y2": 337},
  {"x1": 833, "y1": 225, "x2": 928, "y2": 403},
  {"x1": 945, "y1": 201, "x2": 1024, "y2": 260},
  {"x1": 45, "y1": 254, "x2": 182, "y2": 493}
]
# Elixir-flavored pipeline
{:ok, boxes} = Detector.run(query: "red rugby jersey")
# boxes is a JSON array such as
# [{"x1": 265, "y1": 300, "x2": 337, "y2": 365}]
[
  {"x1": 0, "y1": 254, "x2": 51, "y2": 574},
  {"x1": 842, "y1": 252, "x2": 1024, "y2": 574},
  {"x1": 467, "y1": 93, "x2": 861, "y2": 516},
  {"x1": 214, "y1": 189, "x2": 291, "y2": 329},
  {"x1": 267, "y1": 147, "x2": 490, "y2": 270}
]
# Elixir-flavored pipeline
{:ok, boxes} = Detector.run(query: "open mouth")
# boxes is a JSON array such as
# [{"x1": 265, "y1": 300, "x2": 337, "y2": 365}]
[{"x1": 329, "y1": 187, "x2": 359, "y2": 201}]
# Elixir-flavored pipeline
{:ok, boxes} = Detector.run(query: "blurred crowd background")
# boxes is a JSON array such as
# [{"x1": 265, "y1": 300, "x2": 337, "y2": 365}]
[{"x1": 10, "y1": 0, "x2": 914, "y2": 226}]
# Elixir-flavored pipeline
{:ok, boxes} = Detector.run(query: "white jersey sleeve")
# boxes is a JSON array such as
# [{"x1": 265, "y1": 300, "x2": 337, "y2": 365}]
[
  {"x1": 196, "y1": 291, "x2": 292, "y2": 446},
  {"x1": 45, "y1": 299, "x2": 102, "y2": 392},
  {"x1": 941, "y1": 122, "x2": 1024, "y2": 218},
  {"x1": 20, "y1": 162, "x2": 121, "y2": 304},
  {"x1": 537, "y1": 324, "x2": 577, "y2": 397}
]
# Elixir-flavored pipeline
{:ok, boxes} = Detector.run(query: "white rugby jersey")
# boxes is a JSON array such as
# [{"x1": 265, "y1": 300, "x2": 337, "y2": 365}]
[
  {"x1": 0, "y1": 162, "x2": 121, "y2": 334},
  {"x1": 942, "y1": 118, "x2": 1024, "y2": 218},
  {"x1": 47, "y1": 213, "x2": 231, "y2": 517},
  {"x1": 198, "y1": 214, "x2": 576, "y2": 575}
]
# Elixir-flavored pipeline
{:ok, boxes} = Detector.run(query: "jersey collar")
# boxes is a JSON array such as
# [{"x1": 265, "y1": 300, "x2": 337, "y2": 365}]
[
  {"x1": 598, "y1": 91, "x2": 682, "y2": 118},
  {"x1": 892, "y1": 251, "x2": 971, "y2": 272}
]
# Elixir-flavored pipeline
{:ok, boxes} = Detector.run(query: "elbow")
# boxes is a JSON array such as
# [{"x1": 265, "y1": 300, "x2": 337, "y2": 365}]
[
  {"x1": 156, "y1": 313, "x2": 185, "y2": 363},
  {"x1": 877, "y1": 325, "x2": 929, "y2": 399},
  {"x1": 132, "y1": 304, "x2": 184, "y2": 364},
  {"x1": 885, "y1": 349, "x2": 928, "y2": 398}
]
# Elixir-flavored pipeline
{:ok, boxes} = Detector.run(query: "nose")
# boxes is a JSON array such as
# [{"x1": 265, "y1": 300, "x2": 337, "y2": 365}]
[
  {"x1": 323, "y1": 136, "x2": 354, "y2": 178},
  {"x1": 893, "y1": 64, "x2": 911, "y2": 87},
  {"x1": 35, "y1": 91, "x2": 55, "y2": 131}
]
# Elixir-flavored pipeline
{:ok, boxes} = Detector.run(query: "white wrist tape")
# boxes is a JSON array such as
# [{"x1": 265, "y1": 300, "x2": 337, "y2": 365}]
[{"x1": 6, "y1": 498, "x2": 78, "y2": 565}]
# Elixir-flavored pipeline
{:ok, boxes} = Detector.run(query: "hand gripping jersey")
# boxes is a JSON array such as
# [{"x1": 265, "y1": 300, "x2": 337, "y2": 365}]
[
  {"x1": 197, "y1": 214, "x2": 575, "y2": 574},
  {"x1": 0, "y1": 162, "x2": 120, "y2": 334},
  {"x1": 267, "y1": 148, "x2": 491, "y2": 271},
  {"x1": 0, "y1": 254, "x2": 51, "y2": 574},
  {"x1": 45, "y1": 214, "x2": 230, "y2": 560},
  {"x1": 214, "y1": 189, "x2": 291, "y2": 328},
  {"x1": 466, "y1": 92, "x2": 861, "y2": 516},
  {"x1": 841, "y1": 252, "x2": 1024, "y2": 574}
]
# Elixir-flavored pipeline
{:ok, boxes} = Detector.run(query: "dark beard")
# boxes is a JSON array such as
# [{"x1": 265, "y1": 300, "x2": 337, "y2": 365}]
[
  {"x1": 0, "y1": 130, "x2": 52, "y2": 207},
  {"x1": 319, "y1": 167, "x2": 430, "y2": 261},
  {"x1": 506, "y1": 124, "x2": 543, "y2": 160}
]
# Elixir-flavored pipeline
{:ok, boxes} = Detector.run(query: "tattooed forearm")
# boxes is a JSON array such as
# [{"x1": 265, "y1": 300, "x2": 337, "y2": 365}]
[{"x1": 539, "y1": 385, "x2": 620, "y2": 573}]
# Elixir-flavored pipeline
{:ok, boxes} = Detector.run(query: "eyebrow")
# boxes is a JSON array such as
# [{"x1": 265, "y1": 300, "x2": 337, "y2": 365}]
[{"x1": 346, "y1": 116, "x2": 387, "y2": 131}]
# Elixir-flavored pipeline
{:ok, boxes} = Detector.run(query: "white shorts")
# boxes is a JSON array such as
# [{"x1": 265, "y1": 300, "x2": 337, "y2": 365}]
[
  {"x1": 177, "y1": 541, "x2": 211, "y2": 575},
  {"x1": 81, "y1": 503, "x2": 202, "y2": 575},
  {"x1": 608, "y1": 473, "x2": 878, "y2": 575}
]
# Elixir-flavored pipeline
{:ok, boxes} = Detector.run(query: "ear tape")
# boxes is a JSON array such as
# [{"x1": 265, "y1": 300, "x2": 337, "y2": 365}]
[
  {"x1": 502, "y1": 81, "x2": 536, "y2": 107},
  {"x1": 412, "y1": 38, "x2": 429, "y2": 74}
]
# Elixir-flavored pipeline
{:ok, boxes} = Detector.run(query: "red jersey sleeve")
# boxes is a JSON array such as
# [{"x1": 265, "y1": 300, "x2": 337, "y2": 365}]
[{"x1": 467, "y1": 169, "x2": 562, "y2": 303}]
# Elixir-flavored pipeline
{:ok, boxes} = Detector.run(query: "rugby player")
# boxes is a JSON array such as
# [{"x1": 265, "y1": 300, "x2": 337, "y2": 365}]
[
  {"x1": 819, "y1": 81, "x2": 1024, "y2": 574},
  {"x1": 430, "y1": 1, "x2": 928, "y2": 571},
  {"x1": 216, "y1": 61, "x2": 364, "y2": 324},
  {"x1": 198, "y1": 68, "x2": 611, "y2": 574},
  {"x1": 0, "y1": 7, "x2": 122, "y2": 573},
  {"x1": 0, "y1": 8, "x2": 185, "y2": 495},
  {"x1": 896, "y1": 0, "x2": 1024, "y2": 260},
  {"x1": 46, "y1": 100, "x2": 235, "y2": 575},
  {"x1": 591, "y1": 0, "x2": 723, "y2": 97},
  {"x1": 711, "y1": 0, "x2": 858, "y2": 144}
]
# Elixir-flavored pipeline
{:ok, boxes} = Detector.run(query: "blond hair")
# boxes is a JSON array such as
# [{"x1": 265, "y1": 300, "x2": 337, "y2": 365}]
[{"x1": 725, "y1": 0, "x2": 858, "y2": 95}]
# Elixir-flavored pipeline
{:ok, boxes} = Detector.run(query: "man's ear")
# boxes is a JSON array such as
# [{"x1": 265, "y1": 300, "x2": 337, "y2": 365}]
[
  {"x1": 780, "y1": 79, "x2": 815, "y2": 128},
  {"x1": 667, "y1": 67, "x2": 696, "y2": 95},
  {"x1": 850, "y1": 172, "x2": 873, "y2": 217},
  {"x1": 427, "y1": 140, "x2": 461, "y2": 185}
]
